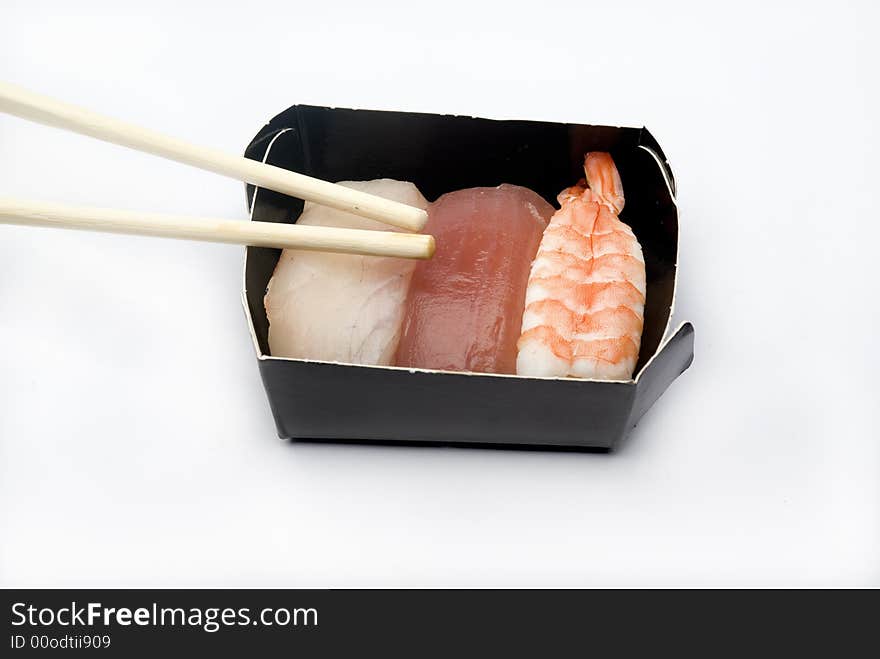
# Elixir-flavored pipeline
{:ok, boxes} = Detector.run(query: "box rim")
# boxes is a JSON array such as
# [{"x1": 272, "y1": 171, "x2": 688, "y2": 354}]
[{"x1": 240, "y1": 106, "x2": 684, "y2": 387}]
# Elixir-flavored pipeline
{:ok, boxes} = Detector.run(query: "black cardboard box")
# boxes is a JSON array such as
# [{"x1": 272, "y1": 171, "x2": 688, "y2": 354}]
[{"x1": 242, "y1": 105, "x2": 694, "y2": 450}]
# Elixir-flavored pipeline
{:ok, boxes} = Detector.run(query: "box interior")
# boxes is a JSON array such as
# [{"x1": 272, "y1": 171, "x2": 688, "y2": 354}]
[{"x1": 243, "y1": 106, "x2": 678, "y2": 378}]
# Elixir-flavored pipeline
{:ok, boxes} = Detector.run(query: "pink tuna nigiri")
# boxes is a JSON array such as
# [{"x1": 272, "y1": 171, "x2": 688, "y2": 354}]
[{"x1": 395, "y1": 184, "x2": 553, "y2": 374}]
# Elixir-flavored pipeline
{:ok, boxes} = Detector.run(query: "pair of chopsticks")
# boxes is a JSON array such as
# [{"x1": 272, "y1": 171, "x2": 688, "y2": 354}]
[{"x1": 0, "y1": 82, "x2": 434, "y2": 260}]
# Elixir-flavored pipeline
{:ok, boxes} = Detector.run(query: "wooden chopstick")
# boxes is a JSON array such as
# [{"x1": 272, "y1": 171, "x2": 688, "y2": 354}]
[
  {"x1": 0, "y1": 197, "x2": 435, "y2": 260},
  {"x1": 0, "y1": 81, "x2": 429, "y2": 232}
]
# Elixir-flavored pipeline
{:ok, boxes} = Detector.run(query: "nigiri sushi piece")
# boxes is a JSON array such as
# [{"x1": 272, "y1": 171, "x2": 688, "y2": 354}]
[
  {"x1": 395, "y1": 185, "x2": 553, "y2": 374},
  {"x1": 517, "y1": 153, "x2": 646, "y2": 380},
  {"x1": 264, "y1": 179, "x2": 428, "y2": 365}
]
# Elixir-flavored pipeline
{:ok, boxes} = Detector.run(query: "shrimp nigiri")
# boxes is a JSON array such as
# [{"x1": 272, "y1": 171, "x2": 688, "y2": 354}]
[{"x1": 516, "y1": 153, "x2": 646, "y2": 380}]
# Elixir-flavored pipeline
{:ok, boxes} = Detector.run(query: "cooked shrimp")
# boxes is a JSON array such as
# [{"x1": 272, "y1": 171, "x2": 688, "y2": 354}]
[{"x1": 516, "y1": 152, "x2": 646, "y2": 380}]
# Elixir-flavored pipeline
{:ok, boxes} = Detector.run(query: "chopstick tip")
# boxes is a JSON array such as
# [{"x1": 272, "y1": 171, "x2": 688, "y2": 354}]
[
  {"x1": 412, "y1": 207, "x2": 429, "y2": 233},
  {"x1": 424, "y1": 234, "x2": 436, "y2": 259}
]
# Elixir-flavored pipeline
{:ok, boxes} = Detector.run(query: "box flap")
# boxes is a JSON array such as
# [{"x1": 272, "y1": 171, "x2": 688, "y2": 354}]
[{"x1": 629, "y1": 322, "x2": 694, "y2": 430}]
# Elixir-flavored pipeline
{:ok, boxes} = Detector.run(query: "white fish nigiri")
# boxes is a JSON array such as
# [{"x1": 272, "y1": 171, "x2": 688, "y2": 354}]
[{"x1": 264, "y1": 179, "x2": 428, "y2": 365}]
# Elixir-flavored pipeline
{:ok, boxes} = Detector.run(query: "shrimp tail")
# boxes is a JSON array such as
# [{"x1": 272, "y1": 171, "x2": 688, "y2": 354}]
[{"x1": 584, "y1": 152, "x2": 625, "y2": 214}]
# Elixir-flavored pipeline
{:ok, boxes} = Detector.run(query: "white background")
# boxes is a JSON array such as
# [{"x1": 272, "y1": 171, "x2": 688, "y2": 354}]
[{"x1": 1, "y1": 0, "x2": 878, "y2": 587}]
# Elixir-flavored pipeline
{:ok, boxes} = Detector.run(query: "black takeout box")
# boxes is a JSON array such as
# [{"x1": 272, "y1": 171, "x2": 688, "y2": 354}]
[{"x1": 242, "y1": 105, "x2": 694, "y2": 451}]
